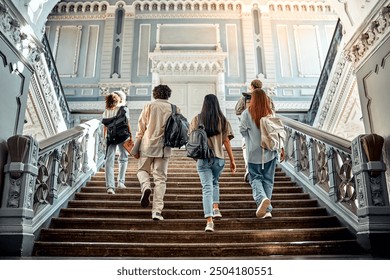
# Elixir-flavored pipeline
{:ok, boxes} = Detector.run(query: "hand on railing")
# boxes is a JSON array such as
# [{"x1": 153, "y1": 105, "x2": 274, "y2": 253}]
[{"x1": 280, "y1": 147, "x2": 285, "y2": 163}]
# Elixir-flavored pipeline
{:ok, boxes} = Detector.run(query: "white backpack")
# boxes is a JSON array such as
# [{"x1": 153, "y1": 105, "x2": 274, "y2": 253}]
[{"x1": 260, "y1": 114, "x2": 286, "y2": 151}]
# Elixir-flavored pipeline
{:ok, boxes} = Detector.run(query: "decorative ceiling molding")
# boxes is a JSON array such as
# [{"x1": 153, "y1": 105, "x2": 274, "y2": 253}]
[{"x1": 345, "y1": 3, "x2": 390, "y2": 68}]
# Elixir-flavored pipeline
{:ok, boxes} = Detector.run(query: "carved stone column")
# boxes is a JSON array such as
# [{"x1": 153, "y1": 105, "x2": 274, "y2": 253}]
[
  {"x1": 0, "y1": 135, "x2": 39, "y2": 256},
  {"x1": 352, "y1": 133, "x2": 390, "y2": 257}
]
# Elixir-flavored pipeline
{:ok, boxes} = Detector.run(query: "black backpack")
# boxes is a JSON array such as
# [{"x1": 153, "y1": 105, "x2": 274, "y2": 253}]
[
  {"x1": 186, "y1": 115, "x2": 215, "y2": 160},
  {"x1": 164, "y1": 104, "x2": 189, "y2": 150},
  {"x1": 102, "y1": 106, "x2": 131, "y2": 146}
]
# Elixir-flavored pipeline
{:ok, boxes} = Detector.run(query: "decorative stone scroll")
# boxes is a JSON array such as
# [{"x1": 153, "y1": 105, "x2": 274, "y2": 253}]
[{"x1": 346, "y1": 5, "x2": 390, "y2": 66}]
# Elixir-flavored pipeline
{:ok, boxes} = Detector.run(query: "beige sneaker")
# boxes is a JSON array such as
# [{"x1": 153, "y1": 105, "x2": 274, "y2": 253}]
[
  {"x1": 205, "y1": 222, "x2": 214, "y2": 232},
  {"x1": 256, "y1": 198, "x2": 270, "y2": 218},
  {"x1": 117, "y1": 182, "x2": 126, "y2": 189},
  {"x1": 213, "y1": 209, "x2": 222, "y2": 219},
  {"x1": 107, "y1": 188, "x2": 115, "y2": 194},
  {"x1": 262, "y1": 212, "x2": 272, "y2": 219},
  {"x1": 152, "y1": 212, "x2": 164, "y2": 221}
]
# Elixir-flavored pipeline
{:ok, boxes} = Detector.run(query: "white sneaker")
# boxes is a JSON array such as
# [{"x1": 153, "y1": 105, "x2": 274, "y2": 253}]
[
  {"x1": 152, "y1": 212, "x2": 164, "y2": 221},
  {"x1": 213, "y1": 209, "x2": 222, "y2": 219},
  {"x1": 256, "y1": 198, "x2": 270, "y2": 218},
  {"x1": 117, "y1": 182, "x2": 126, "y2": 189},
  {"x1": 107, "y1": 188, "x2": 115, "y2": 194},
  {"x1": 205, "y1": 222, "x2": 214, "y2": 232},
  {"x1": 262, "y1": 212, "x2": 272, "y2": 219}
]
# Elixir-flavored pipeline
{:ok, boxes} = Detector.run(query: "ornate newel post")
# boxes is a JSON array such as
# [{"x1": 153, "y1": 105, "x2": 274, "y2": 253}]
[
  {"x1": 0, "y1": 135, "x2": 38, "y2": 256},
  {"x1": 351, "y1": 134, "x2": 390, "y2": 256}
]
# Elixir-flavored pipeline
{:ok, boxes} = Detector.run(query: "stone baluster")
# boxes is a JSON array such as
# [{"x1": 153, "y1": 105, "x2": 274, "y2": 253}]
[
  {"x1": 352, "y1": 133, "x2": 390, "y2": 256},
  {"x1": 0, "y1": 135, "x2": 39, "y2": 256}
]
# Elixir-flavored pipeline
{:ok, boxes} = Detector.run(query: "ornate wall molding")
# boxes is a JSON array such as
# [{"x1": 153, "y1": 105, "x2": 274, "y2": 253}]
[
  {"x1": 149, "y1": 51, "x2": 227, "y2": 76},
  {"x1": 0, "y1": 0, "x2": 43, "y2": 64},
  {"x1": 23, "y1": 53, "x2": 68, "y2": 138},
  {"x1": 316, "y1": 53, "x2": 349, "y2": 128},
  {"x1": 275, "y1": 101, "x2": 312, "y2": 111},
  {"x1": 24, "y1": 91, "x2": 48, "y2": 141},
  {"x1": 345, "y1": 4, "x2": 390, "y2": 68},
  {"x1": 266, "y1": 1, "x2": 333, "y2": 13}
]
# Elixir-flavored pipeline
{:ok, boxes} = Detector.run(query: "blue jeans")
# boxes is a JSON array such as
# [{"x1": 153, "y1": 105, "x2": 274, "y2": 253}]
[
  {"x1": 105, "y1": 143, "x2": 128, "y2": 189},
  {"x1": 197, "y1": 158, "x2": 225, "y2": 218},
  {"x1": 248, "y1": 158, "x2": 277, "y2": 213}
]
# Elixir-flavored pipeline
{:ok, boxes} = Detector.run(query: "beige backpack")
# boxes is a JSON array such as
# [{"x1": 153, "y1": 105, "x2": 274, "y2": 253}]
[{"x1": 260, "y1": 114, "x2": 286, "y2": 151}]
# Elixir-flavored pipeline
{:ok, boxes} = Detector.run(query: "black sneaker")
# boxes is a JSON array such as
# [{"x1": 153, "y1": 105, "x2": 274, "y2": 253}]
[{"x1": 140, "y1": 188, "x2": 151, "y2": 208}]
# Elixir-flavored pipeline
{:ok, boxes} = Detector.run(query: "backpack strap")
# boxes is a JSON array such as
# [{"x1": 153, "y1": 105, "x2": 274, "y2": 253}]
[
  {"x1": 171, "y1": 104, "x2": 177, "y2": 115},
  {"x1": 197, "y1": 114, "x2": 204, "y2": 128},
  {"x1": 163, "y1": 103, "x2": 176, "y2": 158}
]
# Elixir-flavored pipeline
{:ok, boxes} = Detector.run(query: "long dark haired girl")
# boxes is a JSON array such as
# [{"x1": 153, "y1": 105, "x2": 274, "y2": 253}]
[
  {"x1": 199, "y1": 94, "x2": 227, "y2": 138},
  {"x1": 189, "y1": 93, "x2": 236, "y2": 232}
]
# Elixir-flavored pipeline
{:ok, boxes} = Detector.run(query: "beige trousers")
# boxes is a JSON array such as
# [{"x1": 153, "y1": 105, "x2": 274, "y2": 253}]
[{"x1": 137, "y1": 156, "x2": 169, "y2": 214}]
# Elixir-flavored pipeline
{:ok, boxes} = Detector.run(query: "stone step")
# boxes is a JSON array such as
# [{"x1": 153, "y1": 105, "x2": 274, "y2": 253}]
[
  {"x1": 85, "y1": 181, "x2": 297, "y2": 188},
  {"x1": 80, "y1": 185, "x2": 302, "y2": 194},
  {"x1": 66, "y1": 199, "x2": 319, "y2": 210},
  {"x1": 33, "y1": 240, "x2": 362, "y2": 257},
  {"x1": 58, "y1": 207, "x2": 329, "y2": 219},
  {"x1": 91, "y1": 171, "x2": 287, "y2": 179},
  {"x1": 48, "y1": 216, "x2": 342, "y2": 230},
  {"x1": 74, "y1": 192, "x2": 311, "y2": 201},
  {"x1": 39, "y1": 227, "x2": 354, "y2": 243}
]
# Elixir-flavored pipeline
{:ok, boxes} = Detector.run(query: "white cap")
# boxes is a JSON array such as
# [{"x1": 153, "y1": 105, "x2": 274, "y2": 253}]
[{"x1": 113, "y1": 90, "x2": 127, "y2": 105}]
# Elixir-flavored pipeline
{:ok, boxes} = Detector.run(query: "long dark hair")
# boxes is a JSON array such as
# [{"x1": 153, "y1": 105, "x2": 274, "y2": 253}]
[
  {"x1": 199, "y1": 94, "x2": 227, "y2": 137},
  {"x1": 248, "y1": 88, "x2": 273, "y2": 128}
]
